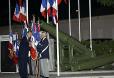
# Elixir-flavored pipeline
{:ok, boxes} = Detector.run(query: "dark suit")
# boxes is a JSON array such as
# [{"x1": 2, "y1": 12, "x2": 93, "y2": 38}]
[{"x1": 18, "y1": 36, "x2": 30, "y2": 78}]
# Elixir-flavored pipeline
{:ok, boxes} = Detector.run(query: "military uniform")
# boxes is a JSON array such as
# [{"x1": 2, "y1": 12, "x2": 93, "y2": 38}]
[{"x1": 37, "y1": 37, "x2": 49, "y2": 78}]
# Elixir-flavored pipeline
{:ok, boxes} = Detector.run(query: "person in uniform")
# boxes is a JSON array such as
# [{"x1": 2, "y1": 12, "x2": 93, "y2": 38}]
[
  {"x1": 18, "y1": 30, "x2": 32, "y2": 78},
  {"x1": 36, "y1": 31, "x2": 49, "y2": 78}
]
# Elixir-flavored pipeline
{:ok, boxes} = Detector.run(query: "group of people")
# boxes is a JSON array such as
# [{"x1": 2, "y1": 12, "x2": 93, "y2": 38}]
[{"x1": 18, "y1": 30, "x2": 49, "y2": 78}]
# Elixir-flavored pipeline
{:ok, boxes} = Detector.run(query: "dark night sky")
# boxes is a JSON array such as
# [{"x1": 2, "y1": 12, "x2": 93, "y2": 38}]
[{"x1": 0, "y1": 0, "x2": 114, "y2": 26}]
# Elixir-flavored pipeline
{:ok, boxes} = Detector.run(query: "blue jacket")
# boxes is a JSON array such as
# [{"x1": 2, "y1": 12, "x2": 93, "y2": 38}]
[
  {"x1": 18, "y1": 36, "x2": 30, "y2": 61},
  {"x1": 37, "y1": 37, "x2": 49, "y2": 59}
]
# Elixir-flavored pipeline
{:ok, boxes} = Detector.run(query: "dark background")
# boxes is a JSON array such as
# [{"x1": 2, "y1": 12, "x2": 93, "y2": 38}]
[{"x1": 0, "y1": 0, "x2": 114, "y2": 26}]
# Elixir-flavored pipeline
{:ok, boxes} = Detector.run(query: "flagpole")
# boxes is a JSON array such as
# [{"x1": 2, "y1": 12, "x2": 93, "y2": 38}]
[
  {"x1": 69, "y1": 0, "x2": 71, "y2": 36},
  {"x1": 9, "y1": 0, "x2": 12, "y2": 32},
  {"x1": 78, "y1": 0, "x2": 81, "y2": 41},
  {"x1": 26, "y1": 0, "x2": 29, "y2": 23},
  {"x1": 56, "y1": 0, "x2": 60, "y2": 76},
  {"x1": 47, "y1": 0, "x2": 49, "y2": 23},
  {"x1": 89, "y1": 0, "x2": 92, "y2": 51},
  {"x1": 47, "y1": 12, "x2": 49, "y2": 23}
]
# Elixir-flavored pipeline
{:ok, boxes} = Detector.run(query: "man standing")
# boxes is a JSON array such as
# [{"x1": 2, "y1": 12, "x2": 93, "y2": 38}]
[
  {"x1": 18, "y1": 30, "x2": 32, "y2": 78},
  {"x1": 36, "y1": 31, "x2": 49, "y2": 78}
]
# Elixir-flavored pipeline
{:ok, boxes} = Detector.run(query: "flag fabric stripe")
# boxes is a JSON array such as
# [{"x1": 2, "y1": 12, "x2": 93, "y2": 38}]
[
  {"x1": 13, "y1": 3, "x2": 20, "y2": 22},
  {"x1": 52, "y1": 0, "x2": 57, "y2": 24},
  {"x1": 37, "y1": 22, "x2": 41, "y2": 41},
  {"x1": 22, "y1": 21, "x2": 28, "y2": 38},
  {"x1": 30, "y1": 35, "x2": 37, "y2": 60},
  {"x1": 40, "y1": 0, "x2": 59, "y2": 24},
  {"x1": 47, "y1": 0, "x2": 51, "y2": 16},
  {"x1": 8, "y1": 32, "x2": 13, "y2": 50},
  {"x1": 8, "y1": 32, "x2": 18, "y2": 64},
  {"x1": 14, "y1": 34, "x2": 19, "y2": 57},
  {"x1": 30, "y1": 21, "x2": 41, "y2": 60},
  {"x1": 19, "y1": 1, "x2": 27, "y2": 22},
  {"x1": 13, "y1": 1, "x2": 26, "y2": 22},
  {"x1": 52, "y1": 0, "x2": 57, "y2": 16},
  {"x1": 40, "y1": 0, "x2": 47, "y2": 18},
  {"x1": 13, "y1": 34, "x2": 19, "y2": 64}
]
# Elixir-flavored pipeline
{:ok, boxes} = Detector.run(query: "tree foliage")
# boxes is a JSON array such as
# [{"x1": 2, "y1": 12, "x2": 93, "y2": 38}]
[
  {"x1": 97, "y1": 0, "x2": 114, "y2": 6},
  {"x1": 40, "y1": 21, "x2": 114, "y2": 71}
]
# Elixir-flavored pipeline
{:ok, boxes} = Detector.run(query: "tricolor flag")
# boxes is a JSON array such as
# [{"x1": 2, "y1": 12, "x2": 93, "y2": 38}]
[
  {"x1": 40, "y1": 0, "x2": 47, "y2": 18},
  {"x1": 36, "y1": 21, "x2": 41, "y2": 41},
  {"x1": 30, "y1": 35, "x2": 37, "y2": 60},
  {"x1": 14, "y1": 34, "x2": 19, "y2": 57},
  {"x1": 7, "y1": 32, "x2": 15, "y2": 63},
  {"x1": 32, "y1": 23, "x2": 37, "y2": 40},
  {"x1": 31, "y1": 22, "x2": 40, "y2": 42},
  {"x1": 13, "y1": 34, "x2": 19, "y2": 64},
  {"x1": 47, "y1": 0, "x2": 51, "y2": 16},
  {"x1": 22, "y1": 21, "x2": 28, "y2": 38},
  {"x1": 30, "y1": 20, "x2": 37, "y2": 60},
  {"x1": 19, "y1": 1, "x2": 27, "y2": 22},
  {"x1": 8, "y1": 32, "x2": 13, "y2": 51},
  {"x1": 47, "y1": 0, "x2": 54, "y2": 16},
  {"x1": 52, "y1": 0, "x2": 57, "y2": 24},
  {"x1": 13, "y1": 3, "x2": 20, "y2": 22},
  {"x1": 30, "y1": 20, "x2": 41, "y2": 60}
]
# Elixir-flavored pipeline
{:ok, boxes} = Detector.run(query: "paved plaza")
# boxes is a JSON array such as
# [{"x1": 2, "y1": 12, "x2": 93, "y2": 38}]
[{"x1": 0, "y1": 71, "x2": 114, "y2": 78}]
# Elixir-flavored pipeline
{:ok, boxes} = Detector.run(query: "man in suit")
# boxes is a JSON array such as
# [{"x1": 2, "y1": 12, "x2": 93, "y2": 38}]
[{"x1": 18, "y1": 30, "x2": 32, "y2": 78}]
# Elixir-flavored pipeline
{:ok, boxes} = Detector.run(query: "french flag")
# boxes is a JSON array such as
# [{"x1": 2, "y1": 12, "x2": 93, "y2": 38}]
[
  {"x1": 30, "y1": 35, "x2": 37, "y2": 60},
  {"x1": 36, "y1": 21, "x2": 41, "y2": 41},
  {"x1": 30, "y1": 22, "x2": 39, "y2": 60},
  {"x1": 52, "y1": 0, "x2": 57, "y2": 24},
  {"x1": 32, "y1": 23, "x2": 38, "y2": 41},
  {"x1": 40, "y1": 0, "x2": 47, "y2": 18},
  {"x1": 8, "y1": 32, "x2": 13, "y2": 51},
  {"x1": 31, "y1": 21, "x2": 40, "y2": 42},
  {"x1": 47, "y1": 0, "x2": 54, "y2": 16},
  {"x1": 14, "y1": 34, "x2": 19, "y2": 57},
  {"x1": 13, "y1": 3, "x2": 21, "y2": 22},
  {"x1": 47, "y1": 0, "x2": 51, "y2": 16},
  {"x1": 19, "y1": 1, "x2": 27, "y2": 22},
  {"x1": 22, "y1": 21, "x2": 28, "y2": 38},
  {"x1": 13, "y1": 34, "x2": 19, "y2": 64}
]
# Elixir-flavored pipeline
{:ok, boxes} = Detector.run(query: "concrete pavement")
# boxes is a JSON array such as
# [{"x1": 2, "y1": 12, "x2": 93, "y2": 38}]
[{"x1": 1, "y1": 71, "x2": 114, "y2": 78}]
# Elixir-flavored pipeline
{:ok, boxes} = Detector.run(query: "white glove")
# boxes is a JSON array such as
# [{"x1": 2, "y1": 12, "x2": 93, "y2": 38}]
[
  {"x1": 39, "y1": 54, "x2": 42, "y2": 58},
  {"x1": 28, "y1": 51, "x2": 31, "y2": 57},
  {"x1": 34, "y1": 40, "x2": 39, "y2": 46}
]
